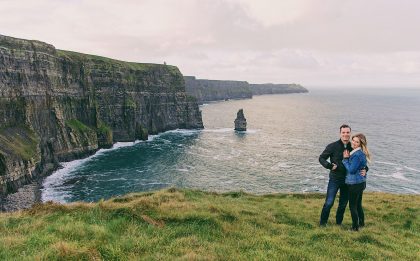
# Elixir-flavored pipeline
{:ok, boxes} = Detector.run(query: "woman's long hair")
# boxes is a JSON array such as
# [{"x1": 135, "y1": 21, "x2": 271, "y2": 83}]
[{"x1": 353, "y1": 133, "x2": 371, "y2": 163}]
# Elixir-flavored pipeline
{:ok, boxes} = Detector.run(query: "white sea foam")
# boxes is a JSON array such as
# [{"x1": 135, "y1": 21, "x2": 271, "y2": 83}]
[
  {"x1": 142, "y1": 182, "x2": 172, "y2": 186},
  {"x1": 166, "y1": 129, "x2": 201, "y2": 135},
  {"x1": 41, "y1": 159, "x2": 87, "y2": 203},
  {"x1": 107, "y1": 177, "x2": 128, "y2": 182},
  {"x1": 403, "y1": 187, "x2": 419, "y2": 194},
  {"x1": 404, "y1": 166, "x2": 420, "y2": 173},
  {"x1": 41, "y1": 135, "x2": 161, "y2": 203},
  {"x1": 375, "y1": 161, "x2": 399, "y2": 166},
  {"x1": 391, "y1": 171, "x2": 410, "y2": 181}
]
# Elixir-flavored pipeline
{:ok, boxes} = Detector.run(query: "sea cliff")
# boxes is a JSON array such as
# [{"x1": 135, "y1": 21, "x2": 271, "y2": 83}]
[
  {"x1": 184, "y1": 76, "x2": 308, "y2": 104},
  {"x1": 250, "y1": 83, "x2": 308, "y2": 95},
  {"x1": 0, "y1": 35, "x2": 203, "y2": 196},
  {"x1": 184, "y1": 76, "x2": 252, "y2": 103}
]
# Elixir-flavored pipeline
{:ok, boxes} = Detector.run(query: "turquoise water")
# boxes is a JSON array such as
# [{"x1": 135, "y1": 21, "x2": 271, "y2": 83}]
[{"x1": 42, "y1": 88, "x2": 420, "y2": 202}]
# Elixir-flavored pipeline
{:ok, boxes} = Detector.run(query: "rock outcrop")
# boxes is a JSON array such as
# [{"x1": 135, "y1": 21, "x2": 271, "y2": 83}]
[
  {"x1": 0, "y1": 35, "x2": 203, "y2": 195},
  {"x1": 234, "y1": 109, "x2": 247, "y2": 131}
]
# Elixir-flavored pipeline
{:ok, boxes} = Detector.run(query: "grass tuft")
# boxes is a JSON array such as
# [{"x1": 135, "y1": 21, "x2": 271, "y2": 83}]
[{"x1": 0, "y1": 189, "x2": 418, "y2": 260}]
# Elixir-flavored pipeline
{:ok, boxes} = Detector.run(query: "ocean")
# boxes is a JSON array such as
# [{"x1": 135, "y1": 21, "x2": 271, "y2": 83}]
[{"x1": 42, "y1": 88, "x2": 420, "y2": 203}]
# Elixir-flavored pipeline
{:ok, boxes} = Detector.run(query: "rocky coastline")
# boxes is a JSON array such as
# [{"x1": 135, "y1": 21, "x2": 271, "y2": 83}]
[
  {"x1": 0, "y1": 34, "x2": 203, "y2": 200},
  {"x1": 0, "y1": 179, "x2": 42, "y2": 212}
]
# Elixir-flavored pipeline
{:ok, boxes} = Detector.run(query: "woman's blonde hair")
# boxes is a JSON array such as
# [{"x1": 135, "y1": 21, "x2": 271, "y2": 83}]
[{"x1": 353, "y1": 133, "x2": 371, "y2": 163}]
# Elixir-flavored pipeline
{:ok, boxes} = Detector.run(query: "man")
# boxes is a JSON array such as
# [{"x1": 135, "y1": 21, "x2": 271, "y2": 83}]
[{"x1": 319, "y1": 124, "x2": 366, "y2": 226}]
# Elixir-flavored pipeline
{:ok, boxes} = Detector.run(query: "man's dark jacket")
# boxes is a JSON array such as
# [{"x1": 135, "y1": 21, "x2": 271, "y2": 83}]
[{"x1": 319, "y1": 139, "x2": 352, "y2": 180}]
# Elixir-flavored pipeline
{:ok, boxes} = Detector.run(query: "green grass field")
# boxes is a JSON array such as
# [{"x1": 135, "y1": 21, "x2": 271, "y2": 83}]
[{"x1": 0, "y1": 189, "x2": 418, "y2": 260}]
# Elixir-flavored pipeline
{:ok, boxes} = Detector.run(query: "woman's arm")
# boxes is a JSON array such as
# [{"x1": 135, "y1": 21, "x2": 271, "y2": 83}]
[{"x1": 342, "y1": 153, "x2": 364, "y2": 174}]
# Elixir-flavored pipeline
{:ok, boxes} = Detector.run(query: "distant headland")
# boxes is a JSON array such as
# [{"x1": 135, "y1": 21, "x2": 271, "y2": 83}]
[{"x1": 184, "y1": 76, "x2": 308, "y2": 104}]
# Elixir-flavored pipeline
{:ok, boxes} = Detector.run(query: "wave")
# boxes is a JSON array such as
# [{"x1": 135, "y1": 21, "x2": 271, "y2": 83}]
[
  {"x1": 41, "y1": 131, "x2": 176, "y2": 203},
  {"x1": 402, "y1": 187, "x2": 419, "y2": 194},
  {"x1": 203, "y1": 128, "x2": 259, "y2": 133},
  {"x1": 391, "y1": 171, "x2": 410, "y2": 181},
  {"x1": 375, "y1": 161, "x2": 399, "y2": 166},
  {"x1": 404, "y1": 166, "x2": 420, "y2": 173},
  {"x1": 165, "y1": 129, "x2": 201, "y2": 135}
]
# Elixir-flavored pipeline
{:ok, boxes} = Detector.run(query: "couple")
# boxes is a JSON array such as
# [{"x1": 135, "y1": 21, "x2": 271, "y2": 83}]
[{"x1": 319, "y1": 124, "x2": 371, "y2": 231}]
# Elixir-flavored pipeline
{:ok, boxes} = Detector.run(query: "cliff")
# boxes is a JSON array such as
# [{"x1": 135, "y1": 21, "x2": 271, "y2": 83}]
[
  {"x1": 184, "y1": 76, "x2": 252, "y2": 104},
  {"x1": 184, "y1": 76, "x2": 308, "y2": 103},
  {"x1": 0, "y1": 35, "x2": 203, "y2": 195},
  {"x1": 250, "y1": 83, "x2": 308, "y2": 95}
]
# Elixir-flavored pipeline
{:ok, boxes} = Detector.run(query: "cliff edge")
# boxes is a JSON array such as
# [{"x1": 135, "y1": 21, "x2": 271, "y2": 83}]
[{"x1": 0, "y1": 35, "x2": 203, "y2": 195}]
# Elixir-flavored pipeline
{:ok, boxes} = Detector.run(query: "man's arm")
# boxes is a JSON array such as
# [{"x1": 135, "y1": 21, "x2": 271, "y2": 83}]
[{"x1": 319, "y1": 144, "x2": 334, "y2": 170}]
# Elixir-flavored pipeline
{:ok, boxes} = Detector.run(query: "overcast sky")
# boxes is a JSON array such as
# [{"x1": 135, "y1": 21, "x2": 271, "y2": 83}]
[{"x1": 1, "y1": 0, "x2": 420, "y2": 88}]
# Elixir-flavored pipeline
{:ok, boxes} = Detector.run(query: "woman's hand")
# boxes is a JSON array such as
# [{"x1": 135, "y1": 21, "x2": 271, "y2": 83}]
[{"x1": 343, "y1": 150, "x2": 350, "y2": 159}]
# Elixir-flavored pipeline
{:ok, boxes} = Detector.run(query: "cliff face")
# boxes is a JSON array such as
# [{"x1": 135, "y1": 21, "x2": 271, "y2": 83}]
[
  {"x1": 250, "y1": 83, "x2": 308, "y2": 95},
  {"x1": 0, "y1": 35, "x2": 203, "y2": 195},
  {"x1": 184, "y1": 76, "x2": 252, "y2": 104},
  {"x1": 185, "y1": 76, "x2": 308, "y2": 103}
]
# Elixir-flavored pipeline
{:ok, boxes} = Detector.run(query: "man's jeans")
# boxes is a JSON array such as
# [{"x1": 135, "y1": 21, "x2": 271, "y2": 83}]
[{"x1": 320, "y1": 177, "x2": 349, "y2": 225}]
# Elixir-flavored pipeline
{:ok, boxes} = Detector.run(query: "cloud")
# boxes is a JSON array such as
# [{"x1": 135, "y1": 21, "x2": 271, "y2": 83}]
[{"x1": 1, "y1": 0, "x2": 420, "y2": 87}]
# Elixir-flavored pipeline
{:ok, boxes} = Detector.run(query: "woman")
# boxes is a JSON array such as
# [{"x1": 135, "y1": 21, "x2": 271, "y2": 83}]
[{"x1": 342, "y1": 133, "x2": 371, "y2": 231}]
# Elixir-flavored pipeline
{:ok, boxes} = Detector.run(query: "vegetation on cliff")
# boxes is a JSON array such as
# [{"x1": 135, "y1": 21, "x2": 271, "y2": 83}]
[
  {"x1": 0, "y1": 189, "x2": 418, "y2": 260},
  {"x1": 0, "y1": 126, "x2": 40, "y2": 162},
  {"x1": 0, "y1": 34, "x2": 203, "y2": 195},
  {"x1": 250, "y1": 83, "x2": 308, "y2": 95}
]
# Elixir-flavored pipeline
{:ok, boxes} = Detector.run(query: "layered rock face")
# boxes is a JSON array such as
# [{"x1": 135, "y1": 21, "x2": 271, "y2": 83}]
[
  {"x1": 184, "y1": 76, "x2": 252, "y2": 104},
  {"x1": 185, "y1": 76, "x2": 308, "y2": 103},
  {"x1": 0, "y1": 35, "x2": 203, "y2": 195},
  {"x1": 250, "y1": 83, "x2": 308, "y2": 95}
]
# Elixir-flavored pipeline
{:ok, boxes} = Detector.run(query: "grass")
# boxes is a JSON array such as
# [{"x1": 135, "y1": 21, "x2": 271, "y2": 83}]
[
  {"x1": 65, "y1": 119, "x2": 93, "y2": 134},
  {"x1": 0, "y1": 126, "x2": 40, "y2": 161},
  {"x1": 96, "y1": 120, "x2": 113, "y2": 147},
  {"x1": 0, "y1": 189, "x2": 418, "y2": 260},
  {"x1": 57, "y1": 50, "x2": 180, "y2": 73}
]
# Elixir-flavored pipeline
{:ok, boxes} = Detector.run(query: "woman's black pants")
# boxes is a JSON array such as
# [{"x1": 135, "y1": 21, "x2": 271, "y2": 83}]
[{"x1": 348, "y1": 182, "x2": 366, "y2": 230}]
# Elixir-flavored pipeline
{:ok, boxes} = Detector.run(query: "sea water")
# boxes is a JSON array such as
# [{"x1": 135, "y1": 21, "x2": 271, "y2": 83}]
[{"x1": 42, "y1": 88, "x2": 420, "y2": 202}]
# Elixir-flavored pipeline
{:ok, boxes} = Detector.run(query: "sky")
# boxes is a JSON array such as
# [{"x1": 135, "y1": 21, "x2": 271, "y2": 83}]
[{"x1": 1, "y1": 0, "x2": 420, "y2": 88}]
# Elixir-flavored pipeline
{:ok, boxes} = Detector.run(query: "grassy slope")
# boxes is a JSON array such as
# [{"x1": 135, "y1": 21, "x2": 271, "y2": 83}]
[
  {"x1": 0, "y1": 126, "x2": 40, "y2": 161},
  {"x1": 0, "y1": 189, "x2": 418, "y2": 260}
]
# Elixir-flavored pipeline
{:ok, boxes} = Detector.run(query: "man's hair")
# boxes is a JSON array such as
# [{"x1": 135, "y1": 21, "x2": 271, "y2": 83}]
[{"x1": 340, "y1": 124, "x2": 351, "y2": 132}]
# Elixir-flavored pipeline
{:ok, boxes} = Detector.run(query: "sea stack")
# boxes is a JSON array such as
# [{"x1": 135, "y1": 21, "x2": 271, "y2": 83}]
[{"x1": 234, "y1": 109, "x2": 247, "y2": 131}]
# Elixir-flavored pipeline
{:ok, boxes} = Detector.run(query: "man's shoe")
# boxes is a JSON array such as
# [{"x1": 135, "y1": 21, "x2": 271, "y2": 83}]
[{"x1": 319, "y1": 223, "x2": 327, "y2": 227}]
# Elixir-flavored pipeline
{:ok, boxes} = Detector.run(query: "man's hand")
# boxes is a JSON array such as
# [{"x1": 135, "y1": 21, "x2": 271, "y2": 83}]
[
  {"x1": 360, "y1": 169, "x2": 366, "y2": 177},
  {"x1": 331, "y1": 163, "x2": 337, "y2": 170}
]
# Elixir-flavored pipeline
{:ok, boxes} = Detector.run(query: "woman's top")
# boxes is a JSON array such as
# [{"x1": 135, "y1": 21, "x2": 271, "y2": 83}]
[{"x1": 342, "y1": 147, "x2": 367, "y2": 185}]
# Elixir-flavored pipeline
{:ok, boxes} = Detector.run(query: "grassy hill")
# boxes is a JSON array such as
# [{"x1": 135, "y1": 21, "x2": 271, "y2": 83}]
[{"x1": 0, "y1": 189, "x2": 418, "y2": 260}]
